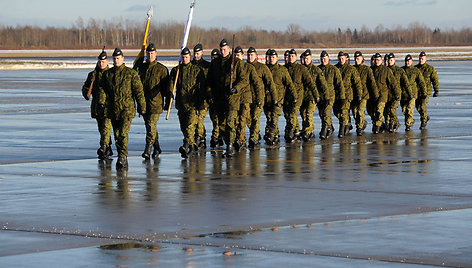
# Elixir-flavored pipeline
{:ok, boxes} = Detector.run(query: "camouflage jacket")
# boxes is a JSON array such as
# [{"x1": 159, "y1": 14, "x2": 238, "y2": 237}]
[
  {"x1": 371, "y1": 65, "x2": 400, "y2": 103},
  {"x1": 134, "y1": 59, "x2": 169, "y2": 114},
  {"x1": 388, "y1": 64, "x2": 409, "y2": 101},
  {"x1": 354, "y1": 63, "x2": 379, "y2": 100},
  {"x1": 403, "y1": 65, "x2": 427, "y2": 99},
  {"x1": 240, "y1": 62, "x2": 264, "y2": 104},
  {"x1": 335, "y1": 62, "x2": 363, "y2": 101},
  {"x1": 250, "y1": 60, "x2": 277, "y2": 106},
  {"x1": 267, "y1": 63, "x2": 297, "y2": 105},
  {"x1": 82, "y1": 66, "x2": 109, "y2": 118},
  {"x1": 305, "y1": 63, "x2": 330, "y2": 102},
  {"x1": 285, "y1": 62, "x2": 319, "y2": 103},
  {"x1": 191, "y1": 58, "x2": 210, "y2": 78},
  {"x1": 207, "y1": 54, "x2": 249, "y2": 103},
  {"x1": 169, "y1": 62, "x2": 205, "y2": 111},
  {"x1": 318, "y1": 63, "x2": 344, "y2": 101},
  {"x1": 99, "y1": 64, "x2": 146, "y2": 120},
  {"x1": 415, "y1": 63, "x2": 439, "y2": 95}
]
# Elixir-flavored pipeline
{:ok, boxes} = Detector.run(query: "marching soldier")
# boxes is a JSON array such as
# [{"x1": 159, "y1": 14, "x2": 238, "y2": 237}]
[
  {"x1": 415, "y1": 51, "x2": 439, "y2": 129},
  {"x1": 371, "y1": 53, "x2": 400, "y2": 134},
  {"x1": 265, "y1": 49, "x2": 297, "y2": 145},
  {"x1": 134, "y1": 43, "x2": 169, "y2": 159},
  {"x1": 284, "y1": 49, "x2": 320, "y2": 142},
  {"x1": 99, "y1": 48, "x2": 146, "y2": 169},
  {"x1": 169, "y1": 48, "x2": 206, "y2": 158},
  {"x1": 210, "y1": 49, "x2": 221, "y2": 60},
  {"x1": 353, "y1": 51, "x2": 379, "y2": 136},
  {"x1": 386, "y1": 53, "x2": 408, "y2": 133},
  {"x1": 206, "y1": 38, "x2": 249, "y2": 157},
  {"x1": 246, "y1": 47, "x2": 277, "y2": 148},
  {"x1": 402, "y1": 54, "x2": 427, "y2": 131},
  {"x1": 81, "y1": 48, "x2": 112, "y2": 160},
  {"x1": 191, "y1": 43, "x2": 211, "y2": 149},
  {"x1": 318, "y1": 51, "x2": 345, "y2": 138}
]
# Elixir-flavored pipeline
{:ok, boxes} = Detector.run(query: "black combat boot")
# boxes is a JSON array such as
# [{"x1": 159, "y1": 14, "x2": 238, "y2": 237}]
[
  {"x1": 142, "y1": 143, "x2": 152, "y2": 159},
  {"x1": 302, "y1": 131, "x2": 314, "y2": 142},
  {"x1": 356, "y1": 128, "x2": 364, "y2": 136},
  {"x1": 319, "y1": 125, "x2": 328, "y2": 140},
  {"x1": 217, "y1": 137, "x2": 224, "y2": 146},
  {"x1": 106, "y1": 145, "x2": 113, "y2": 157},
  {"x1": 393, "y1": 122, "x2": 400, "y2": 133},
  {"x1": 273, "y1": 135, "x2": 280, "y2": 145},
  {"x1": 294, "y1": 130, "x2": 302, "y2": 141},
  {"x1": 152, "y1": 141, "x2": 162, "y2": 158},
  {"x1": 188, "y1": 144, "x2": 197, "y2": 155},
  {"x1": 224, "y1": 144, "x2": 235, "y2": 157},
  {"x1": 344, "y1": 122, "x2": 352, "y2": 135},
  {"x1": 116, "y1": 157, "x2": 128, "y2": 169},
  {"x1": 419, "y1": 116, "x2": 430, "y2": 130},
  {"x1": 179, "y1": 143, "x2": 189, "y2": 159},
  {"x1": 338, "y1": 124, "x2": 345, "y2": 138},
  {"x1": 97, "y1": 145, "x2": 107, "y2": 160},
  {"x1": 210, "y1": 137, "x2": 218, "y2": 148},
  {"x1": 326, "y1": 125, "x2": 334, "y2": 138},
  {"x1": 405, "y1": 125, "x2": 412, "y2": 132},
  {"x1": 285, "y1": 130, "x2": 295, "y2": 143},
  {"x1": 372, "y1": 125, "x2": 380, "y2": 134},
  {"x1": 234, "y1": 141, "x2": 241, "y2": 152},
  {"x1": 198, "y1": 137, "x2": 206, "y2": 149}
]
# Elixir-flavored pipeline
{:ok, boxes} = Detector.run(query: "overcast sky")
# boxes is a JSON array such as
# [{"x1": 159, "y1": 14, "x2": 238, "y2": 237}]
[{"x1": 1, "y1": 0, "x2": 471, "y2": 31}]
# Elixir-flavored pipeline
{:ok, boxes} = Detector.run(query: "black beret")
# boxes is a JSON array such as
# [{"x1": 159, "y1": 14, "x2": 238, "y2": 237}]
[
  {"x1": 338, "y1": 51, "x2": 344, "y2": 57},
  {"x1": 344, "y1": 52, "x2": 349, "y2": 58},
  {"x1": 354, "y1": 51, "x2": 363, "y2": 58},
  {"x1": 387, "y1": 53, "x2": 395, "y2": 59},
  {"x1": 146, "y1": 43, "x2": 156, "y2": 52},
  {"x1": 112, "y1": 48, "x2": 123, "y2": 57},
  {"x1": 373, "y1": 53, "x2": 382, "y2": 59},
  {"x1": 181, "y1": 47, "x2": 191, "y2": 56},
  {"x1": 384, "y1": 54, "x2": 389, "y2": 60},
  {"x1": 234, "y1": 46, "x2": 243, "y2": 54},
  {"x1": 405, "y1": 54, "x2": 413, "y2": 61},
  {"x1": 98, "y1": 47, "x2": 107, "y2": 60},
  {"x1": 266, "y1": 49, "x2": 277, "y2": 56},
  {"x1": 320, "y1": 50, "x2": 329, "y2": 57},
  {"x1": 284, "y1": 50, "x2": 290, "y2": 57},
  {"x1": 219, "y1": 38, "x2": 229, "y2": 48},
  {"x1": 304, "y1": 49, "x2": 312, "y2": 56},
  {"x1": 247, "y1": 47, "x2": 256, "y2": 54},
  {"x1": 419, "y1": 51, "x2": 426, "y2": 57},
  {"x1": 194, "y1": 43, "x2": 203, "y2": 53},
  {"x1": 288, "y1": 48, "x2": 297, "y2": 55},
  {"x1": 211, "y1": 48, "x2": 220, "y2": 57}
]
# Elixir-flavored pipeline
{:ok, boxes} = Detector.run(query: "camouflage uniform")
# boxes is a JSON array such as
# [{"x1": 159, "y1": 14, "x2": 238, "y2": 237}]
[
  {"x1": 248, "y1": 60, "x2": 277, "y2": 145},
  {"x1": 236, "y1": 62, "x2": 264, "y2": 146},
  {"x1": 99, "y1": 64, "x2": 146, "y2": 159},
  {"x1": 266, "y1": 62, "x2": 297, "y2": 142},
  {"x1": 82, "y1": 66, "x2": 112, "y2": 154},
  {"x1": 191, "y1": 58, "x2": 210, "y2": 144},
  {"x1": 134, "y1": 57, "x2": 169, "y2": 155},
  {"x1": 169, "y1": 62, "x2": 205, "y2": 148},
  {"x1": 386, "y1": 64, "x2": 407, "y2": 131},
  {"x1": 318, "y1": 63, "x2": 344, "y2": 133},
  {"x1": 354, "y1": 63, "x2": 379, "y2": 133},
  {"x1": 207, "y1": 54, "x2": 248, "y2": 152},
  {"x1": 371, "y1": 64, "x2": 399, "y2": 132},
  {"x1": 402, "y1": 65, "x2": 426, "y2": 129},
  {"x1": 304, "y1": 63, "x2": 330, "y2": 139},
  {"x1": 335, "y1": 62, "x2": 363, "y2": 134},
  {"x1": 415, "y1": 62, "x2": 439, "y2": 127}
]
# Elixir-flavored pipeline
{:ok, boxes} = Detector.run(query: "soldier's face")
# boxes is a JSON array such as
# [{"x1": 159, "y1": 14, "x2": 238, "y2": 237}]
[
  {"x1": 338, "y1": 56, "x2": 347, "y2": 65},
  {"x1": 355, "y1": 56, "x2": 363, "y2": 66},
  {"x1": 406, "y1": 59, "x2": 413, "y2": 67},
  {"x1": 113, "y1": 55, "x2": 124, "y2": 67},
  {"x1": 388, "y1": 58, "x2": 396, "y2": 66},
  {"x1": 98, "y1": 59, "x2": 109, "y2": 70},
  {"x1": 147, "y1": 51, "x2": 157, "y2": 62},
  {"x1": 182, "y1": 54, "x2": 191, "y2": 64},
  {"x1": 304, "y1": 55, "x2": 312, "y2": 65},
  {"x1": 289, "y1": 54, "x2": 297, "y2": 64},
  {"x1": 248, "y1": 52, "x2": 257, "y2": 63},
  {"x1": 321, "y1": 56, "x2": 329, "y2": 66},
  {"x1": 284, "y1": 55, "x2": 289, "y2": 64},
  {"x1": 375, "y1": 58, "x2": 383, "y2": 66},
  {"x1": 194, "y1": 51, "x2": 203, "y2": 61},
  {"x1": 419, "y1": 56, "x2": 427, "y2": 64},
  {"x1": 235, "y1": 52, "x2": 244, "y2": 60},
  {"x1": 269, "y1": 55, "x2": 278, "y2": 65},
  {"x1": 211, "y1": 55, "x2": 219, "y2": 61},
  {"x1": 220, "y1": 45, "x2": 230, "y2": 57}
]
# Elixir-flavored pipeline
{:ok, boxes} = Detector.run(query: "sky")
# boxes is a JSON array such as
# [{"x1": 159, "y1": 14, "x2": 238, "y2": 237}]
[{"x1": 1, "y1": 0, "x2": 471, "y2": 31}]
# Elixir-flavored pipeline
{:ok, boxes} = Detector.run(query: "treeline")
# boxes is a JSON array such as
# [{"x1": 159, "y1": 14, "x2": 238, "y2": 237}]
[{"x1": 1, "y1": 18, "x2": 472, "y2": 49}]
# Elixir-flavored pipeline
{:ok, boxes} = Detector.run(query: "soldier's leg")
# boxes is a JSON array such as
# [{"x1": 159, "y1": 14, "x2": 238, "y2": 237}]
[
  {"x1": 249, "y1": 104, "x2": 263, "y2": 142},
  {"x1": 143, "y1": 113, "x2": 159, "y2": 145},
  {"x1": 236, "y1": 102, "x2": 250, "y2": 144},
  {"x1": 402, "y1": 98, "x2": 416, "y2": 131},
  {"x1": 195, "y1": 106, "x2": 208, "y2": 141},
  {"x1": 373, "y1": 101, "x2": 386, "y2": 134},
  {"x1": 301, "y1": 100, "x2": 315, "y2": 137},
  {"x1": 389, "y1": 100, "x2": 400, "y2": 131},
  {"x1": 112, "y1": 118, "x2": 132, "y2": 158},
  {"x1": 416, "y1": 96, "x2": 429, "y2": 126},
  {"x1": 354, "y1": 99, "x2": 367, "y2": 130},
  {"x1": 224, "y1": 95, "x2": 240, "y2": 153}
]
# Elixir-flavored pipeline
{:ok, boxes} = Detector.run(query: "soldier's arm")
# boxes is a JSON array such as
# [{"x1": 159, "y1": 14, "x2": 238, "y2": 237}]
[
  {"x1": 131, "y1": 70, "x2": 146, "y2": 113},
  {"x1": 316, "y1": 73, "x2": 330, "y2": 101},
  {"x1": 352, "y1": 68, "x2": 363, "y2": 101},
  {"x1": 251, "y1": 67, "x2": 265, "y2": 105},
  {"x1": 97, "y1": 72, "x2": 108, "y2": 106},
  {"x1": 81, "y1": 71, "x2": 94, "y2": 100},
  {"x1": 303, "y1": 68, "x2": 319, "y2": 100},
  {"x1": 401, "y1": 71, "x2": 413, "y2": 99},
  {"x1": 367, "y1": 68, "x2": 380, "y2": 100},
  {"x1": 232, "y1": 60, "x2": 249, "y2": 93},
  {"x1": 417, "y1": 71, "x2": 428, "y2": 97},
  {"x1": 387, "y1": 69, "x2": 401, "y2": 100},
  {"x1": 431, "y1": 66, "x2": 440, "y2": 93},
  {"x1": 262, "y1": 66, "x2": 277, "y2": 102},
  {"x1": 283, "y1": 70, "x2": 298, "y2": 101},
  {"x1": 334, "y1": 68, "x2": 346, "y2": 100}
]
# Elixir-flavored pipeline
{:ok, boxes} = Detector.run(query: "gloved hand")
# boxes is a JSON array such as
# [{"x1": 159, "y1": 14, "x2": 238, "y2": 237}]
[
  {"x1": 433, "y1": 91, "x2": 439, "y2": 97},
  {"x1": 229, "y1": 88, "x2": 237, "y2": 95}
]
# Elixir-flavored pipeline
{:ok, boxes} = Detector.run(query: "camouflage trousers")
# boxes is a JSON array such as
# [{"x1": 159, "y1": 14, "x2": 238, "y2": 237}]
[
  {"x1": 401, "y1": 98, "x2": 416, "y2": 127},
  {"x1": 317, "y1": 100, "x2": 333, "y2": 128},
  {"x1": 283, "y1": 101, "x2": 301, "y2": 136},
  {"x1": 300, "y1": 99, "x2": 316, "y2": 135},
  {"x1": 236, "y1": 102, "x2": 251, "y2": 143},
  {"x1": 195, "y1": 106, "x2": 208, "y2": 140},
  {"x1": 247, "y1": 103, "x2": 263, "y2": 141},
  {"x1": 96, "y1": 117, "x2": 112, "y2": 146},
  {"x1": 370, "y1": 101, "x2": 386, "y2": 127},
  {"x1": 351, "y1": 99, "x2": 367, "y2": 129},
  {"x1": 415, "y1": 95, "x2": 429, "y2": 123},
  {"x1": 366, "y1": 99, "x2": 376, "y2": 121},
  {"x1": 143, "y1": 113, "x2": 160, "y2": 145},
  {"x1": 210, "y1": 102, "x2": 226, "y2": 140},
  {"x1": 384, "y1": 100, "x2": 400, "y2": 126},
  {"x1": 224, "y1": 95, "x2": 241, "y2": 145},
  {"x1": 111, "y1": 117, "x2": 132, "y2": 158},
  {"x1": 264, "y1": 104, "x2": 282, "y2": 137},
  {"x1": 178, "y1": 108, "x2": 197, "y2": 146},
  {"x1": 333, "y1": 99, "x2": 350, "y2": 125}
]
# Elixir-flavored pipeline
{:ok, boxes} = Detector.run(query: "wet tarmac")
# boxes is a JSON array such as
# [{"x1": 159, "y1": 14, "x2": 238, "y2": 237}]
[{"x1": 1, "y1": 61, "x2": 472, "y2": 267}]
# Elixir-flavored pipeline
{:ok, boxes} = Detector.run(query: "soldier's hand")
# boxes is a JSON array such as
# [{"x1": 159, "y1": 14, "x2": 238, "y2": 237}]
[
  {"x1": 433, "y1": 91, "x2": 439, "y2": 97},
  {"x1": 83, "y1": 94, "x2": 90, "y2": 101},
  {"x1": 229, "y1": 88, "x2": 238, "y2": 95}
]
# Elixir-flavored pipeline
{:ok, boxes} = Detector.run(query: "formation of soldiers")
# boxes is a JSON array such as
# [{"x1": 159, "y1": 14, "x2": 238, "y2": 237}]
[{"x1": 82, "y1": 39, "x2": 440, "y2": 169}]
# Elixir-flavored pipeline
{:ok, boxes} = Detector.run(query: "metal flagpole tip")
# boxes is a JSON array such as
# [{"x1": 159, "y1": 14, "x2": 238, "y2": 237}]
[
  {"x1": 190, "y1": 0, "x2": 196, "y2": 8},
  {"x1": 147, "y1": 6, "x2": 153, "y2": 18}
]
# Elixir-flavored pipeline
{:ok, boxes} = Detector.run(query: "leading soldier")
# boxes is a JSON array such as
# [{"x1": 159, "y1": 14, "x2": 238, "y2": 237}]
[
  {"x1": 402, "y1": 54, "x2": 427, "y2": 131},
  {"x1": 99, "y1": 48, "x2": 146, "y2": 169},
  {"x1": 81, "y1": 48, "x2": 112, "y2": 159},
  {"x1": 415, "y1": 51, "x2": 439, "y2": 129},
  {"x1": 386, "y1": 53, "x2": 406, "y2": 133},
  {"x1": 134, "y1": 43, "x2": 169, "y2": 159}
]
